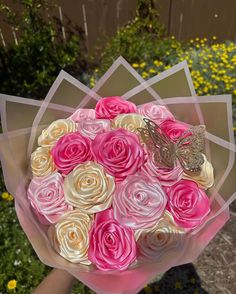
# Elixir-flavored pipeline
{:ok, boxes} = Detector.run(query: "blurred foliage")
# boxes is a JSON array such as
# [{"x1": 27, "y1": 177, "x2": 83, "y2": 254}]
[
  {"x1": 0, "y1": 0, "x2": 87, "y2": 99},
  {"x1": 94, "y1": 0, "x2": 166, "y2": 74}
]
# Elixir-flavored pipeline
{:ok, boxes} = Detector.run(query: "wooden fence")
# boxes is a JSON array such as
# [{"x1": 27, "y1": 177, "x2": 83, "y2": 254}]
[{"x1": 0, "y1": 0, "x2": 236, "y2": 51}]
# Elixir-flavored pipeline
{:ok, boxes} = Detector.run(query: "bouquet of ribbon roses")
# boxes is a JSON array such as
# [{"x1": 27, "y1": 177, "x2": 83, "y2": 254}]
[{"x1": 0, "y1": 57, "x2": 235, "y2": 294}]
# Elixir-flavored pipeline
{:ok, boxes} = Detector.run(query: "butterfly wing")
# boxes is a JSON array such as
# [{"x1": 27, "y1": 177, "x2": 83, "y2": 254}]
[
  {"x1": 138, "y1": 118, "x2": 175, "y2": 168},
  {"x1": 176, "y1": 125, "x2": 206, "y2": 174}
]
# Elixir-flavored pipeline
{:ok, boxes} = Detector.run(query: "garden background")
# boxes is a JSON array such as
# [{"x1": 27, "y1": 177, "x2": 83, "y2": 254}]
[{"x1": 0, "y1": 0, "x2": 235, "y2": 293}]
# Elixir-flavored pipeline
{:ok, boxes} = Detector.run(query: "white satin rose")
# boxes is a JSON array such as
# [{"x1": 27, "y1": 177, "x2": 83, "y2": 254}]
[
  {"x1": 183, "y1": 154, "x2": 214, "y2": 189},
  {"x1": 48, "y1": 210, "x2": 93, "y2": 264},
  {"x1": 137, "y1": 211, "x2": 185, "y2": 262},
  {"x1": 111, "y1": 113, "x2": 146, "y2": 136},
  {"x1": 137, "y1": 102, "x2": 174, "y2": 125},
  {"x1": 31, "y1": 147, "x2": 56, "y2": 177},
  {"x1": 38, "y1": 119, "x2": 77, "y2": 148},
  {"x1": 78, "y1": 119, "x2": 111, "y2": 139},
  {"x1": 64, "y1": 161, "x2": 115, "y2": 213}
]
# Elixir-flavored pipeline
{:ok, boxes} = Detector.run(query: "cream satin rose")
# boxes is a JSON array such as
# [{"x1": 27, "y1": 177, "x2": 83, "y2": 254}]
[
  {"x1": 113, "y1": 174, "x2": 167, "y2": 230},
  {"x1": 111, "y1": 113, "x2": 146, "y2": 136},
  {"x1": 138, "y1": 103, "x2": 174, "y2": 125},
  {"x1": 64, "y1": 161, "x2": 115, "y2": 214},
  {"x1": 137, "y1": 211, "x2": 185, "y2": 262},
  {"x1": 183, "y1": 154, "x2": 214, "y2": 189},
  {"x1": 31, "y1": 147, "x2": 56, "y2": 177},
  {"x1": 48, "y1": 210, "x2": 93, "y2": 264},
  {"x1": 38, "y1": 119, "x2": 77, "y2": 148},
  {"x1": 27, "y1": 173, "x2": 72, "y2": 224}
]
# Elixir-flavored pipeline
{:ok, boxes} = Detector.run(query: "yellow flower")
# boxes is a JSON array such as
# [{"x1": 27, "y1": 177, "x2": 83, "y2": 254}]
[
  {"x1": 140, "y1": 62, "x2": 146, "y2": 68},
  {"x1": 212, "y1": 36, "x2": 217, "y2": 40},
  {"x1": 7, "y1": 194, "x2": 14, "y2": 201},
  {"x1": 148, "y1": 68, "x2": 156, "y2": 74},
  {"x1": 132, "y1": 63, "x2": 139, "y2": 68},
  {"x1": 1, "y1": 192, "x2": 9, "y2": 199},
  {"x1": 1, "y1": 192, "x2": 14, "y2": 201},
  {"x1": 7, "y1": 280, "x2": 17, "y2": 290}
]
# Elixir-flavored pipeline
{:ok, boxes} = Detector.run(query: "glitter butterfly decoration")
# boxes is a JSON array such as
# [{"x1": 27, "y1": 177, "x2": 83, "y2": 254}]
[{"x1": 138, "y1": 118, "x2": 206, "y2": 175}]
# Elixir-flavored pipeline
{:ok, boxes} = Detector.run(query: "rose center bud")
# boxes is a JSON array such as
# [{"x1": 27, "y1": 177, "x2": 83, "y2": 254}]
[
  {"x1": 82, "y1": 176, "x2": 95, "y2": 186},
  {"x1": 52, "y1": 128, "x2": 61, "y2": 137},
  {"x1": 106, "y1": 233, "x2": 114, "y2": 244},
  {"x1": 114, "y1": 140, "x2": 124, "y2": 153},
  {"x1": 134, "y1": 191, "x2": 148, "y2": 205},
  {"x1": 69, "y1": 230, "x2": 76, "y2": 240},
  {"x1": 46, "y1": 189, "x2": 54, "y2": 199},
  {"x1": 181, "y1": 194, "x2": 193, "y2": 210}
]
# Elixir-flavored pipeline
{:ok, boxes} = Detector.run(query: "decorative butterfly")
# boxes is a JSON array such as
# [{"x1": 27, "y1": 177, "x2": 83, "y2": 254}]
[{"x1": 137, "y1": 118, "x2": 206, "y2": 175}]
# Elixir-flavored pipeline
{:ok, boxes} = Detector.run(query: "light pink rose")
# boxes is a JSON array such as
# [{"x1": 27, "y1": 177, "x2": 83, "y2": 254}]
[
  {"x1": 138, "y1": 103, "x2": 174, "y2": 125},
  {"x1": 69, "y1": 108, "x2": 95, "y2": 123},
  {"x1": 27, "y1": 173, "x2": 73, "y2": 224},
  {"x1": 91, "y1": 129, "x2": 145, "y2": 181},
  {"x1": 166, "y1": 179, "x2": 211, "y2": 230},
  {"x1": 95, "y1": 96, "x2": 137, "y2": 119},
  {"x1": 88, "y1": 208, "x2": 137, "y2": 271},
  {"x1": 160, "y1": 119, "x2": 190, "y2": 142},
  {"x1": 113, "y1": 174, "x2": 167, "y2": 230},
  {"x1": 51, "y1": 132, "x2": 93, "y2": 175},
  {"x1": 142, "y1": 149, "x2": 183, "y2": 187},
  {"x1": 78, "y1": 119, "x2": 111, "y2": 139}
]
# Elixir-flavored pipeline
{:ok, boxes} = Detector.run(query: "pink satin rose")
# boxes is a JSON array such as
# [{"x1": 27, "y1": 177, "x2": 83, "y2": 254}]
[
  {"x1": 160, "y1": 119, "x2": 190, "y2": 142},
  {"x1": 138, "y1": 103, "x2": 174, "y2": 125},
  {"x1": 88, "y1": 208, "x2": 137, "y2": 271},
  {"x1": 51, "y1": 132, "x2": 93, "y2": 175},
  {"x1": 27, "y1": 173, "x2": 73, "y2": 224},
  {"x1": 69, "y1": 108, "x2": 95, "y2": 123},
  {"x1": 78, "y1": 119, "x2": 111, "y2": 139},
  {"x1": 95, "y1": 96, "x2": 137, "y2": 119},
  {"x1": 113, "y1": 174, "x2": 167, "y2": 230},
  {"x1": 142, "y1": 148, "x2": 183, "y2": 187},
  {"x1": 91, "y1": 129, "x2": 145, "y2": 181},
  {"x1": 166, "y1": 179, "x2": 211, "y2": 230}
]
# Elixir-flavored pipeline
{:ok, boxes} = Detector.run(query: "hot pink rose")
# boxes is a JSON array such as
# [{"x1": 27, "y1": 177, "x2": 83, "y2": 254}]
[
  {"x1": 95, "y1": 96, "x2": 137, "y2": 119},
  {"x1": 138, "y1": 103, "x2": 174, "y2": 125},
  {"x1": 88, "y1": 208, "x2": 137, "y2": 271},
  {"x1": 160, "y1": 119, "x2": 190, "y2": 142},
  {"x1": 91, "y1": 129, "x2": 145, "y2": 181},
  {"x1": 142, "y1": 149, "x2": 183, "y2": 187},
  {"x1": 69, "y1": 108, "x2": 95, "y2": 123},
  {"x1": 78, "y1": 119, "x2": 111, "y2": 139},
  {"x1": 27, "y1": 173, "x2": 73, "y2": 224},
  {"x1": 51, "y1": 132, "x2": 93, "y2": 175},
  {"x1": 113, "y1": 174, "x2": 167, "y2": 230},
  {"x1": 166, "y1": 179, "x2": 210, "y2": 230}
]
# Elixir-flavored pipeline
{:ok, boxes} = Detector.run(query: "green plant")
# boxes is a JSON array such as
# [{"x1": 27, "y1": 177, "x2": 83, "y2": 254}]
[
  {"x1": 94, "y1": 0, "x2": 166, "y2": 75},
  {"x1": 0, "y1": 0, "x2": 87, "y2": 99}
]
